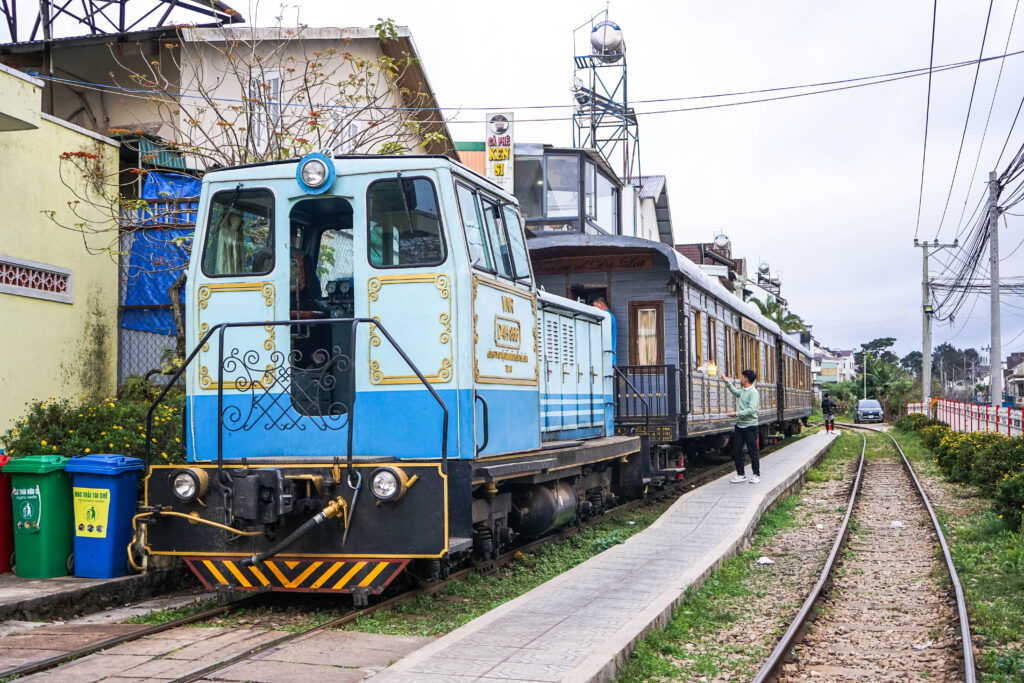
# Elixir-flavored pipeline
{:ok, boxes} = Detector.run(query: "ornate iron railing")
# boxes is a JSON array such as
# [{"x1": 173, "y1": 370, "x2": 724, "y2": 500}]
[{"x1": 145, "y1": 317, "x2": 449, "y2": 483}]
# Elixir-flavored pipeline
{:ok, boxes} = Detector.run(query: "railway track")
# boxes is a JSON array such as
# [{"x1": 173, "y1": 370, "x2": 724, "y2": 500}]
[
  {"x1": 753, "y1": 425, "x2": 974, "y2": 682},
  {"x1": 1, "y1": 443, "x2": 763, "y2": 681},
  {"x1": 3, "y1": 428, "x2": 820, "y2": 681}
]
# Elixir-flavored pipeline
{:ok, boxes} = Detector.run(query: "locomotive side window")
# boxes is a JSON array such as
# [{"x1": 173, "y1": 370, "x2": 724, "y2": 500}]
[
  {"x1": 367, "y1": 177, "x2": 446, "y2": 268},
  {"x1": 201, "y1": 189, "x2": 274, "y2": 277},
  {"x1": 501, "y1": 206, "x2": 532, "y2": 283},
  {"x1": 481, "y1": 199, "x2": 514, "y2": 279},
  {"x1": 456, "y1": 183, "x2": 494, "y2": 271}
]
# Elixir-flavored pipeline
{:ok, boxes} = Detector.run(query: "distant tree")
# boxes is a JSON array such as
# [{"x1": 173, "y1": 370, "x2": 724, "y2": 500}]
[
  {"x1": 750, "y1": 296, "x2": 808, "y2": 333},
  {"x1": 900, "y1": 350, "x2": 923, "y2": 377},
  {"x1": 854, "y1": 337, "x2": 898, "y2": 368}
]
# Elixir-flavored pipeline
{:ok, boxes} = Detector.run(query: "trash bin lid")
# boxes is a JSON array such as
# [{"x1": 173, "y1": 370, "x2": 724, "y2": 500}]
[
  {"x1": 65, "y1": 454, "x2": 144, "y2": 475},
  {"x1": 2, "y1": 455, "x2": 69, "y2": 474}
]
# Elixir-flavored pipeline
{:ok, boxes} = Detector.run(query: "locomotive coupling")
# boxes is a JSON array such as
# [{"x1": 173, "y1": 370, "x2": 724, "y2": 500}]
[{"x1": 241, "y1": 495, "x2": 349, "y2": 567}]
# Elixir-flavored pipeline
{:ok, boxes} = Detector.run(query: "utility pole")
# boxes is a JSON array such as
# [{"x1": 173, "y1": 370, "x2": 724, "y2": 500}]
[
  {"x1": 989, "y1": 171, "x2": 1003, "y2": 405},
  {"x1": 863, "y1": 353, "x2": 868, "y2": 400},
  {"x1": 914, "y1": 237, "x2": 958, "y2": 411}
]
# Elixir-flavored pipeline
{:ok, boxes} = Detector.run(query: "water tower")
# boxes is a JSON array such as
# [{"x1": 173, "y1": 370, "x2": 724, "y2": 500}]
[{"x1": 571, "y1": 12, "x2": 641, "y2": 183}]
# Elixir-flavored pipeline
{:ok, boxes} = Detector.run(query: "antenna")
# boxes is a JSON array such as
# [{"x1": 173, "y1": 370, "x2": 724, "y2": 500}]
[{"x1": 571, "y1": 9, "x2": 641, "y2": 183}]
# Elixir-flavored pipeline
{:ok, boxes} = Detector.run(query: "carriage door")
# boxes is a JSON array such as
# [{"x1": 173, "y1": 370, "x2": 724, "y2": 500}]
[{"x1": 190, "y1": 186, "x2": 282, "y2": 460}]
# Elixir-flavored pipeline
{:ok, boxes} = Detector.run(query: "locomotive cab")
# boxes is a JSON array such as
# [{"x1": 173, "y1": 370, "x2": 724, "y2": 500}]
[{"x1": 141, "y1": 154, "x2": 640, "y2": 600}]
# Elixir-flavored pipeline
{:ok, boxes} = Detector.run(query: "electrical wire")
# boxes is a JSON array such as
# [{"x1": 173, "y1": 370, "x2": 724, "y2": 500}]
[
  {"x1": 935, "y1": 0, "x2": 995, "y2": 241},
  {"x1": 27, "y1": 44, "x2": 1024, "y2": 124},
  {"x1": 915, "y1": 0, "x2": 940, "y2": 241},
  {"x1": 957, "y1": 0, "x2": 1021, "y2": 233}
]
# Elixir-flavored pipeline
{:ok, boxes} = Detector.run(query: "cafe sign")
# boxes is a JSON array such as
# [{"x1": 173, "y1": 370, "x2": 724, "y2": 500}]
[{"x1": 486, "y1": 112, "x2": 514, "y2": 193}]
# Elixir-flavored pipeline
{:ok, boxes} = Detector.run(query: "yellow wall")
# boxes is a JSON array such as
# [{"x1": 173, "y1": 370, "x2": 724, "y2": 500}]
[{"x1": 0, "y1": 65, "x2": 119, "y2": 430}]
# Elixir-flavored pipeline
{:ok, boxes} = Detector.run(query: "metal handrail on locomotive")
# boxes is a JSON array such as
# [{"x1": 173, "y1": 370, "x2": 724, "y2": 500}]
[{"x1": 140, "y1": 152, "x2": 644, "y2": 602}]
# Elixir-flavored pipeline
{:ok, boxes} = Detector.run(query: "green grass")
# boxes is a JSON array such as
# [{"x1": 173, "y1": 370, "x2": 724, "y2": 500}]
[
  {"x1": 124, "y1": 601, "x2": 218, "y2": 625},
  {"x1": 616, "y1": 432, "x2": 859, "y2": 682},
  {"x1": 345, "y1": 429, "x2": 823, "y2": 638},
  {"x1": 892, "y1": 429, "x2": 1024, "y2": 683},
  {"x1": 345, "y1": 504, "x2": 670, "y2": 637}
]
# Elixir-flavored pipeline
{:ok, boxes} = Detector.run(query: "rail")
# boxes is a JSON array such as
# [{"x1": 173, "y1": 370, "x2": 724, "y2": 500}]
[
  {"x1": 144, "y1": 317, "x2": 450, "y2": 483},
  {"x1": 754, "y1": 424, "x2": 976, "y2": 682}
]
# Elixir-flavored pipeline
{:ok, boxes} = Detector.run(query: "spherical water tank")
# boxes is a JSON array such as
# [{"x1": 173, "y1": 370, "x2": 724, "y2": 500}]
[
  {"x1": 759, "y1": 262, "x2": 771, "y2": 275},
  {"x1": 591, "y1": 20, "x2": 624, "y2": 63}
]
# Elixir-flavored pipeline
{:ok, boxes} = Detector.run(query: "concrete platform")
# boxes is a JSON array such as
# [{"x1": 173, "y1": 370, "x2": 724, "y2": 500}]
[
  {"x1": 0, "y1": 568, "x2": 193, "y2": 621},
  {"x1": 371, "y1": 430, "x2": 836, "y2": 683}
]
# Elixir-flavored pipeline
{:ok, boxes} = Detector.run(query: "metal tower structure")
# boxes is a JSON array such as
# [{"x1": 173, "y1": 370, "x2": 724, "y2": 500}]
[
  {"x1": 571, "y1": 12, "x2": 640, "y2": 183},
  {"x1": 1, "y1": 0, "x2": 242, "y2": 44}
]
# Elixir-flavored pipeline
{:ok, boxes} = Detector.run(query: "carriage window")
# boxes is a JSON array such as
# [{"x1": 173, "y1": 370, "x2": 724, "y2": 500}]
[
  {"x1": 457, "y1": 183, "x2": 493, "y2": 271},
  {"x1": 481, "y1": 199, "x2": 514, "y2": 278},
  {"x1": 707, "y1": 319, "x2": 718, "y2": 366},
  {"x1": 630, "y1": 301, "x2": 663, "y2": 365},
  {"x1": 202, "y1": 189, "x2": 274, "y2": 277},
  {"x1": 693, "y1": 311, "x2": 702, "y2": 367},
  {"x1": 367, "y1": 177, "x2": 446, "y2": 268},
  {"x1": 502, "y1": 206, "x2": 532, "y2": 283}
]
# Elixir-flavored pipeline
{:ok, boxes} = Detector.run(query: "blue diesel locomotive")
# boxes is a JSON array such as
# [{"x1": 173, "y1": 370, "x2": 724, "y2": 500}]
[{"x1": 140, "y1": 153, "x2": 645, "y2": 601}]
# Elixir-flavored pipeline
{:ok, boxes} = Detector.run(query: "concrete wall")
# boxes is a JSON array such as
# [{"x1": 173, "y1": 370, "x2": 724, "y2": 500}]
[{"x1": 0, "y1": 65, "x2": 119, "y2": 430}]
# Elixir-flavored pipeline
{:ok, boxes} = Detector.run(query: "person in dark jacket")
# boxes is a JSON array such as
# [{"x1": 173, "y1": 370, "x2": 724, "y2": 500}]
[{"x1": 821, "y1": 393, "x2": 838, "y2": 433}]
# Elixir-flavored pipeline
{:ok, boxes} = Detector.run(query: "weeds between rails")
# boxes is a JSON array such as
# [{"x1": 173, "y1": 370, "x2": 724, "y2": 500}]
[{"x1": 752, "y1": 425, "x2": 975, "y2": 683}]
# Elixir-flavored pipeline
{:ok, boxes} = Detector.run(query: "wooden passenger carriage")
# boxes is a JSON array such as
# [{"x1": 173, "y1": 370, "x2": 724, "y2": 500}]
[{"x1": 529, "y1": 233, "x2": 812, "y2": 467}]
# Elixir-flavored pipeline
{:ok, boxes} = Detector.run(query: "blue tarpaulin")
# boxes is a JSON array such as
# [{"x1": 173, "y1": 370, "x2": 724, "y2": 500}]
[{"x1": 121, "y1": 171, "x2": 199, "y2": 335}]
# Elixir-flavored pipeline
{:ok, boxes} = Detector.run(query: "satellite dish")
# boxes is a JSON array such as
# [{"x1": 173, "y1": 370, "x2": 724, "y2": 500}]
[
  {"x1": 759, "y1": 262, "x2": 770, "y2": 275},
  {"x1": 591, "y1": 21, "x2": 624, "y2": 63},
  {"x1": 713, "y1": 233, "x2": 730, "y2": 250}
]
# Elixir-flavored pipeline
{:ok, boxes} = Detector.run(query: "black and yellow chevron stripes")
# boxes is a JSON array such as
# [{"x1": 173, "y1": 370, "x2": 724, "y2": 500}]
[{"x1": 185, "y1": 557, "x2": 409, "y2": 593}]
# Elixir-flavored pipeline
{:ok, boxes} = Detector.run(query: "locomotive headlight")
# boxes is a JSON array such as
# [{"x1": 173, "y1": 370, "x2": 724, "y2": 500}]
[
  {"x1": 370, "y1": 466, "x2": 413, "y2": 502},
  {"x1": 300, "y1": 158, "x2": 327, "y2": 187},
  {"x1": 296, "y1": 152, "x2": 335, "y2": 195},
  {"x1": 170, "y1": 467, "x2": 209, "y2": 502}
]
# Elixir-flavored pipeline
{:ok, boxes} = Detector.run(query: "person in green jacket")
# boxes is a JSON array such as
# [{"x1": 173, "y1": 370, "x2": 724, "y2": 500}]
[{"x1": 721, "y1": 369, "x2": 761, "y2": 483}]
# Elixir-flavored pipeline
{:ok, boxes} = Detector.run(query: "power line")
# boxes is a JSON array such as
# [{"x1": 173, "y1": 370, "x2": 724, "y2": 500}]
[
  {"x1": 915, "y1": 0, "x2": 940, "y2": 242},
  {"x1": 957, "y1": 0, "x2": 1021, "y2": 232},
  {"x1": 27, "y1": 44, "x2": 1024, "y2": 124},
  {"x1": 935, "y1": 0, "x2": 995, "y2": 241}
]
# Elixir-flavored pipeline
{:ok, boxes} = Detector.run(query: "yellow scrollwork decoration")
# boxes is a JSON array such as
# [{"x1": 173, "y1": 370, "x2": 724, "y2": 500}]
[
  {"x1": 438, "y1": 358, "x2": 453, "y2": 382},
  {"x1": 199, "y1": 322, "x2": 210, "y2": 352},
  {"x1": 369, "y1": 360, "x2": 383, "y2": 384},
  {"x1": 261, "y1": 283, "x2": 275, "y2": 307},
  {"x1": 435, "y1": 274, "x2": 450, "y2": 299},
  {"x1": 198, "y1": 286, "x2": 211, "y2": 310},
  {"x1": 439, "y1": 312, "x2": 451, "y2": 345},
  {"x1": 368, "y1": 278, "x2": 381, "y2": 302},
  {"x1": 264, "y1": 325, "x2": 275, "y2": 351}
]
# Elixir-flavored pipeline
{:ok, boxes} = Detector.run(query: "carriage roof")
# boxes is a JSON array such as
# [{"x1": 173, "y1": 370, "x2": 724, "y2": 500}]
[{"x1": 529, "y1": 233, "x2": 807, "y2": 354}]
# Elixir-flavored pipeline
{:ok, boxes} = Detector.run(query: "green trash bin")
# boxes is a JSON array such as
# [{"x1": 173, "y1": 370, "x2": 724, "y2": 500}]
[{"x1": 2, "y1": 455, "x2": 73, "y2": 578}]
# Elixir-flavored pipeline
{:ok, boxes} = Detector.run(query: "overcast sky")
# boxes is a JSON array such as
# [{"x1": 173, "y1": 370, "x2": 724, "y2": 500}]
[{"x1": 23, "y1": 0, "x2": 1024, "y2": 359}]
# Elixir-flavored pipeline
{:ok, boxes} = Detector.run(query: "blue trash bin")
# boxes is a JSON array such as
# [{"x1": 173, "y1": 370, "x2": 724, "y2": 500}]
[{"x1": 64, "y1": 455, "x2": 144, "y2": 579}]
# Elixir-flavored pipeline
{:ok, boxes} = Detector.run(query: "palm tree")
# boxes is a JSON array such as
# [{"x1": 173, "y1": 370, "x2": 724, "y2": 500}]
[{"x1": 750, "y1": 296, "x2": 808, "y2": 333}]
